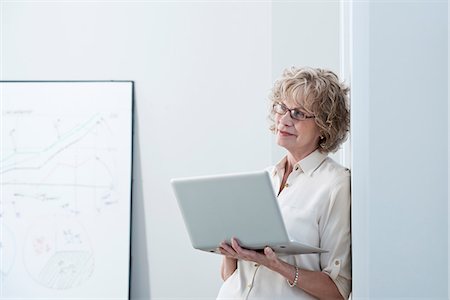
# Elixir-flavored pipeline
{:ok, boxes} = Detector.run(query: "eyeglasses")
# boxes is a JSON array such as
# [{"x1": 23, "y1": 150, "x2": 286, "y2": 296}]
[{"x1": 272, "y1": 102, "x2": 315, "y2": 121}]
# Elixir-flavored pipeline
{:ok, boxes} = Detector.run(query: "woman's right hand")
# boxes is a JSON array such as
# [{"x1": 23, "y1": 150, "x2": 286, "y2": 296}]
[
  {"x1": 219, "y1": 241, "x2": 238, "y2": 281},
  {"x1": 219, "y1": 240, "x2": 239, "y2": 259}
]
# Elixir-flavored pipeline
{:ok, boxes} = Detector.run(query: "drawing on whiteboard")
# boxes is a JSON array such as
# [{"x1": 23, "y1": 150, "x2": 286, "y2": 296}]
[
  {"x1": 0, "y1": 225, "x2": 17, "y2": 279},
  {"x1": 23, "y1": 216, "x2": 94, "y2": 289},
  {"x1": 1, "y1": 112, "x2": 120, "y2": 218},
  {"x1": 1, "y1": 113, "x2": 117, "y2": 289}
]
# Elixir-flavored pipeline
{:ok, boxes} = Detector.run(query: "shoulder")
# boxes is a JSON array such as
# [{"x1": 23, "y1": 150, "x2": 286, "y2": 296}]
[{"x1": 315, "y1": 157, "x2": 350, "y2": 187}]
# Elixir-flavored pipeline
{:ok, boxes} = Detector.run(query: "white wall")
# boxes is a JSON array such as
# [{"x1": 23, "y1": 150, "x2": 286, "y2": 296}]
[
  {"x1": 1, "y1": 1, "x2": 342, "y2": 299},
  {"x1": 351, "y1": 1, "x2": 448, "y2": 298}
]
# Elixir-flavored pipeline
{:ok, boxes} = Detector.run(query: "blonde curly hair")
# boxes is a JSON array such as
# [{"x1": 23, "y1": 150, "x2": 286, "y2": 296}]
[{"x1": 269, "y1": 67, "x2": 350, "y2": 153}]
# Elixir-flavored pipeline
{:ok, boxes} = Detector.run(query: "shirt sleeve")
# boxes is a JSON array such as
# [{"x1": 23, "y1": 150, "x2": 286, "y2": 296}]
[{"x1": 319, "y1": 172, "x2": 352, "y2": 299}]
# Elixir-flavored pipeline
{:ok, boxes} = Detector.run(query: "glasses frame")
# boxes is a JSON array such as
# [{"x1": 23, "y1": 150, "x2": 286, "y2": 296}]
[{"x1": 272, "y1": 102, "x2": 315, "y2": 121}]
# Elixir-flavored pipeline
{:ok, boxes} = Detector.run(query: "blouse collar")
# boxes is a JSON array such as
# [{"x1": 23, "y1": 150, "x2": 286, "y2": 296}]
[{"x1": 273, "y1": 149, "x2": 328, "y2": 177}]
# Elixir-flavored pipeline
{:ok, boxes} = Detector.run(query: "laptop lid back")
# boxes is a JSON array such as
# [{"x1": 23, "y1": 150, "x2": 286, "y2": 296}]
[{"x1": 171, "y1": 170, "x2": 290, "y2": 253}]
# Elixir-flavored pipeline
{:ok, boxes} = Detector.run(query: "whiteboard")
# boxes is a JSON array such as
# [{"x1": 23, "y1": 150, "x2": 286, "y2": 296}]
[{"x1": 0, "y1": 81, "x2": 133, "y2": 299}]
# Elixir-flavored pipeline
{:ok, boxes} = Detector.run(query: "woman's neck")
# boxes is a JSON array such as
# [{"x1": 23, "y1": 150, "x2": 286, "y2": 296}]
[{"x1": 286, "y1": 147, "x2": 318, "y2": 169}]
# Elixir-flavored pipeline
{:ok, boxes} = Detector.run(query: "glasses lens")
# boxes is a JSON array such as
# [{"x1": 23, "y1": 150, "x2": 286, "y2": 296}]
[
  {"x1": 290, "y1": 109, "x2": 305, "y2": 120},
  {"x1": 273, "y1": 103, "x2": 313, "y2": 120},
  {"x1": 273, "y1": 103, "x2": 286, "y2": 114}
]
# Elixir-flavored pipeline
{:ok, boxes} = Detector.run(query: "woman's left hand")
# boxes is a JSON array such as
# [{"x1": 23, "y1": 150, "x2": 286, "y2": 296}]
[{"x1": 219, "y1": 237, "x2": 281, "y2": 270}]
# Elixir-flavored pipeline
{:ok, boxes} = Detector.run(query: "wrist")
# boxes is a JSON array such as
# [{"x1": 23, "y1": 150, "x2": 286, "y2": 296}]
[
  {"x1": 225, "y1": 256, "x2": 237, "y2": 261},
  {"x1": 266, "y1": 255, "x2": 284, "y2": 272},
  {"x1": 287, "y1": 265, "x2": 299, "y2": 287}
]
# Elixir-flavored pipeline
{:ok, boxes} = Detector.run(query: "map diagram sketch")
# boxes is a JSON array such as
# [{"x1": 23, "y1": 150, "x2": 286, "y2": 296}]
[{"x1": 0, "y1": 82, "x2": 132, "y2": 299}]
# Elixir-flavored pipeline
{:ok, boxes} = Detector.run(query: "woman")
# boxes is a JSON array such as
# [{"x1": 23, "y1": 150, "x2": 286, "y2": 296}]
[{"x1": 217, "y1": 67, "x2": 351, "y2": 300}]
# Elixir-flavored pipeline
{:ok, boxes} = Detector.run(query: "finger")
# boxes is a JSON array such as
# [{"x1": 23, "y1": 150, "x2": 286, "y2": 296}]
[
  {"x1": 218, "y1": 246, "x2": 235, "y2": 257},
  {"x1": 230, "y1": 238, "x2": 249, "y2": 258},
  {"x1": 220, "y1": 242, "x2": 237, "y2": 255},
  {"x1": 219, "y1": 247, "x2": 235, "y2": 257},
  {"x1": 230, "y1": 237, "x2": 243, "y2": 252},
  {"x1": 231, "y1": 238, "x2": 262, "y2": 261},
  {"x1": 264, "y1": 247, "x2": 277, "y2": 259},
  {"x1": 220, "y1": 242, "x2": 238, "y2": 257},
  {"x1": 220, "y1": 241, "x2": 234, "y2": 251}
]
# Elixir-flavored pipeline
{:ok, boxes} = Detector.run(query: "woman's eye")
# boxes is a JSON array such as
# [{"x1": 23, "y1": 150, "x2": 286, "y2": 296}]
[
  {"x1": 291, "y1": 110, "x2": 304, "y2": 119},
  {"x1": 275, "y1": 104, "x2": 286, "y2": 113}
]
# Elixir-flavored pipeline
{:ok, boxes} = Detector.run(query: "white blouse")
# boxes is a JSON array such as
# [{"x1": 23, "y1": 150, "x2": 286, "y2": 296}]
[{"x1": 216, "y1": 150, "x2": 351, "y2": 300}]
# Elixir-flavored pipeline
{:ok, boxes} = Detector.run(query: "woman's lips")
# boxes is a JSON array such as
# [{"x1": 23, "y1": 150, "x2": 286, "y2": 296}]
[{"x1": 279, "y1": 130, "x2": 295, "y2": 137}]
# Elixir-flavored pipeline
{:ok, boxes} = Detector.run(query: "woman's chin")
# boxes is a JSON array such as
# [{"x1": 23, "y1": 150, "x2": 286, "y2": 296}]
[{"x1": 276, "y1": 139, "x2": 292, "y2": 150}]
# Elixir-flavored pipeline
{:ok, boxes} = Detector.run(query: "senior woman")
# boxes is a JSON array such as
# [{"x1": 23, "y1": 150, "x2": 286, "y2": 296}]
[{"x1": 217, "y1": 67, "x2": 351, "y2": 300}]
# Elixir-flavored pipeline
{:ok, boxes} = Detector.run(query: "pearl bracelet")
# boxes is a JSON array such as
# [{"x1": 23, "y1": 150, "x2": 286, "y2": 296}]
[{"x1": 287, "y1": 266, "x2": 299, "y2": 287}]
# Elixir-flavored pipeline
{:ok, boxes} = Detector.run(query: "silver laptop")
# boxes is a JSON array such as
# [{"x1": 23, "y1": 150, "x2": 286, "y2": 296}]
[{"x1": 171, "y1": 170, "x2": 326, "y2": 255}]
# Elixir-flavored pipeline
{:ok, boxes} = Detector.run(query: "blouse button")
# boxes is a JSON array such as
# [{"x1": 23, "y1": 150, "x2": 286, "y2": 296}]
[
  {"x1": 294, "y1": 165, "x2": 299, "y2": 171},
  {"x1": 284, "y1": 183, "x2": 289, "y2": 188},
  {"x1": 335, "y1": 260, "x2": 340, "y2": 266}
]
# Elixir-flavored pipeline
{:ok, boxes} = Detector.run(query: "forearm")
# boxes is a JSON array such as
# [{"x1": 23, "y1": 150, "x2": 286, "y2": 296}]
[
  {"x1": 220, "y1": 256, "x2": 238, "y2": 281},
  {"x1": 269, "y1": 259, "x2": 343, "y2": 300}
]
